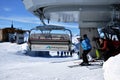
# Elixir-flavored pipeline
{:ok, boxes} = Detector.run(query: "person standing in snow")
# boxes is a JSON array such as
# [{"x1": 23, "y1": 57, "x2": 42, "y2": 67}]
[
  {"x1": 98, "y1": 38, "x2": 115, "y2": 61},
  {"x1": 83, "y1": 34, "x2": 93, "y2": 61},
  {"x1": 80, "y1": 34, "x2": 92, "y2": 66}
]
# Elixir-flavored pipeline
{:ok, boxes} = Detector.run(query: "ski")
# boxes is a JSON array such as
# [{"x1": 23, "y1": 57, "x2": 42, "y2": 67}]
[
  {"x1": 68, "y1": 60, "x2": 103, "y2": 69},
  {"x1": 68, "y1": 64, "x2": 85, "y2": 68},
  {"x1": 68, "y1": 63, "x2": 91, "y2": 68}
]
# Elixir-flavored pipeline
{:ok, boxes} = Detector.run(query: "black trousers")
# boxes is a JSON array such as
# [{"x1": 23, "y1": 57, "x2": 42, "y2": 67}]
[
  {"x1": 82, "y1": 49, "x2": 91, "y2": 63},
  {"x1": 103, "y1": 50, "x2": 112, "y2": 61}
]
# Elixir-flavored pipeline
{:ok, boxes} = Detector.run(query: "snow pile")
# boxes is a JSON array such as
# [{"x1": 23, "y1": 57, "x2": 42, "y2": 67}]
[
  {"x1": 0, "y1": 42, "x2": 104, "y2": 80},
  {"x1": 103, "y1": 54, "x2": 120, "y2": 80}
]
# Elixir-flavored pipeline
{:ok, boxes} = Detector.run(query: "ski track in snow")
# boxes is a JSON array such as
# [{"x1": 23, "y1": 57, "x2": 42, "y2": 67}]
[{"x1": 0, "y1": 42, "x2": 104, "y2": 80}]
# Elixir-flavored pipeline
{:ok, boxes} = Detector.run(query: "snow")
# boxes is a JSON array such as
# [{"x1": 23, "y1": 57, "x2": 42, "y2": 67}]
[
  {"x1": 0, "y1": 42, "x2": 111, "y2": 80},
  {"x1": 103, "y1": 54, "x2": 120, "y2": 80},
  {"x1": 72, "y1": 35, "x2": 80, "y2": 44}
]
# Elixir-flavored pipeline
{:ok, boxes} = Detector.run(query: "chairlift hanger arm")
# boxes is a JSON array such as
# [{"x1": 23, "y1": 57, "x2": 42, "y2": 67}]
[
  {"x1": 34, "y1": 7, "x2": 51, "y2": 25},
  {"x1": 64, "y1": 29, "x2": 72, "y2": 43}
]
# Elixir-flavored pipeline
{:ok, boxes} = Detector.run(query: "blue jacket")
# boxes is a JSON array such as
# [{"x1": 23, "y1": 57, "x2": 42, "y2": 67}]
[
  {"x1": 81, "y1": 39, "x2": 92, "y2": 50},
  {"x1": 85, "y1": 37, "x2": 92, "y2": 49}
]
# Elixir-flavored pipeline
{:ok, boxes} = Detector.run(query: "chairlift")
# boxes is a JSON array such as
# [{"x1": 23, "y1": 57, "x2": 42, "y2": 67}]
[
  {"x1": 102, "y1": 4, "x2": 120, "y2": 41},
  {"x1": 100, "y1": 4, "x2": 120, "y2": 56},
  {"x1": 28, "y1": 25, "x2": 72, "y2": 52}
]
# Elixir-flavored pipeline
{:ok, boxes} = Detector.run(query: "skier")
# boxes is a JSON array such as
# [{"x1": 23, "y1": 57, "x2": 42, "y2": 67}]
[{"x1": 80, "y1": 34, "x2": 92, "y2": 66}]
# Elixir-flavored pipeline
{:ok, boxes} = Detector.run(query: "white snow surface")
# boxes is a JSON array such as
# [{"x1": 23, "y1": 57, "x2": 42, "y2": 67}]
[
  {"x1": 103, "y1": 54, "x2": 120, "y2": 80},
  {"x1": 0, "y1": 42, "x2": 105, "y2": 80}
]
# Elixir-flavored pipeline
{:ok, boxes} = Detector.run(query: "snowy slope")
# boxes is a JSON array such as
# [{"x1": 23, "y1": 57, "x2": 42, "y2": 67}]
[{"x1": 0, "y1": 42, "x2": 105, "y2": 80}]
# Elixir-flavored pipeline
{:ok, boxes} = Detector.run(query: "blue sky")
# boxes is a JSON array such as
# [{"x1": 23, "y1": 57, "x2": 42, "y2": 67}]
[{"x1": 0, "y1": 0, "x2": 79, "y2": 35}]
